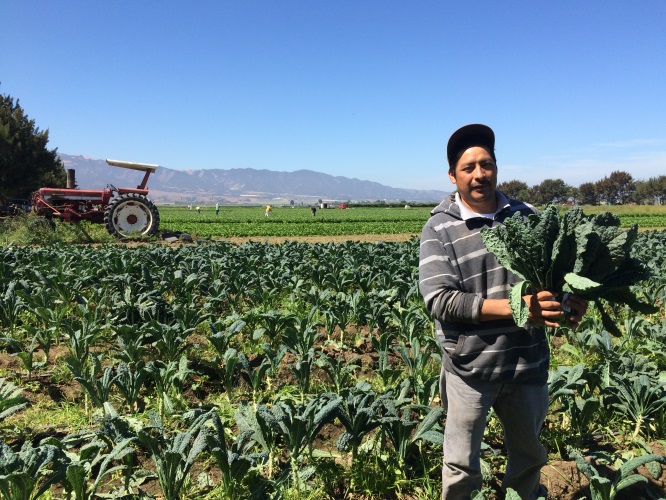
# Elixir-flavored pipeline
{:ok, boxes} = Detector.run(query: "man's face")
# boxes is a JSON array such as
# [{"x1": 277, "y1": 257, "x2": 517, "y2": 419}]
[{"x1": 449, "y1": 146, "x2": 498, "y2": 212}]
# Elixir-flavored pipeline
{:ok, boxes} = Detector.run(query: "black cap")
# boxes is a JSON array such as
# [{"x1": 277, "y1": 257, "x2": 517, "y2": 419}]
[{"x1": 447, "y1": 124, "x2": 495, "y2": 169}]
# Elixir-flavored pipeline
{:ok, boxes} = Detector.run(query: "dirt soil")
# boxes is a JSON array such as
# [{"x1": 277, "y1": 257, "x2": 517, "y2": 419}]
[
  {"x1": 219, "y1": 233, "x2": 419, "y2": 245},
  {"x1": 116, "y1": 232, "x2": 419, "y2": 248}
]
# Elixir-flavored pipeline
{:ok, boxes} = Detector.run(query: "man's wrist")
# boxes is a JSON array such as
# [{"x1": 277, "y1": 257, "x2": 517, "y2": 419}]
[{"x1": 480, "y1": 298, "x2": 512, "y2": 321}]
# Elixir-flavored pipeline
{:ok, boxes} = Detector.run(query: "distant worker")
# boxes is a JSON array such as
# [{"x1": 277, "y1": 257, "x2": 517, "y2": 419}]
[
  {"x1": 215, "y1": 202, "x2": 220, "y2": 216},
  {"x1": 311, "y1": 206, "x2": 317, "y2": 216},
  {"x1": 265, "y1": 205, "x2": 272, "y2": 217},
  {"x1": 196, "y1": 206, "x2": 201, "y2": 215}
]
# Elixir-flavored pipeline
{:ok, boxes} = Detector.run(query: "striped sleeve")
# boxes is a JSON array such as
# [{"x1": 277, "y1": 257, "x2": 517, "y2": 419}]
[{"x1": 419, "y1": 220, "x2": 484, "y2": 325}]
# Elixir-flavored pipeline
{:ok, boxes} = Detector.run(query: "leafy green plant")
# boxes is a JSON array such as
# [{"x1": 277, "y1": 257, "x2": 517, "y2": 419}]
[
  {"x1": 0, "y1": 377, "x2": 28, "y2": 422},
  {"x1": 235, "y1": 402, "x2": 284, "y2": 480},
  {"x1": 261, "y1": 341, "x2": 288, "y2": 393},
  {"x1": 0, "y1": 440, "x2": 66, "y2": 500},
  {"x1": 67, "y1": 353, "x2": 117, "y2": 411},
  {"x1": 567, "y1": 445, "x2": 666, "y2": 500},
  {"x1": 389, "y1": 302, "x2": 429, "y2": 345},
  {"x1": 206, "y1": 412, "x2": 267, "y2": 498},
  {"x1": 504, "y1": 487, "x2": 545, "y2": 500},
  {"x1": 322, "y1": 293, "x2": 352, "y2": 345},
  {"x1": 364, "y1": 292, "x2": 392, "y2": 333},
  {"x1": 26, "y1": 324, "x2": 57, "y2": 364},
  {"x1": 290, "y1": 349, "x2": 316, "y2": 402},
  {"x1": 0, "y1": 281, "x2": 24, "y2": 337},
  {"x1": 252, "y1": 310, "x2": 297, "y2": 350},
  {"x1": 608, "y1": 373, "x2": 666, "y2": 439},
  {"x1": 114, "y1": 361, "x2": 149, "y2": 412},
  {"x1": 56, "y1": 430, "x2": 135, "y2": 499},
  {"x1": 282, "y1": 308, "x2": 322, "y2": 357},
  {"x1": 63, "y1": 311, "x2": 106, "y2": 367},
  {"x1": 371, "y1": 329, "x2": 401, "y2": 389},
  {"x1": 146, "y1": 355, "x2": 193, "y2": 416},
  {"x1": 112, "y1": 325, "x2": 151, "y2": 363},
  {"x1": 316, "y1": 352, "x2": 361, "y2": 394},
  {"x1": 272, "y1": 394, "x2": 342, "y2": 487},
  {"x1": 13, "y1": 338, "x2": 46, "y2": 380},
  {"x1": 136, "y1": 410, "x2": 212, "y2": 500},
  {"x1": 548, "y1": 364, "x2": 601, "y2": 444},
  {"x1": 208, "y1": 317, "x2": 246, "y2": 361},
  {"x1": 336, "y1": 382, "x2": 390, "y2": 467},
  {"x1": 146, "y1": 320, "x2": 193, "y2": 362},
  {"x1": 378, "y1": 395, "x2": 444, "y2": 473},
  {"x1": 220, "y1": 347, "x2": 245, "y2": 400},
  {"x1": 238, "y1": 353, "x2": 271, "y2": 407}
]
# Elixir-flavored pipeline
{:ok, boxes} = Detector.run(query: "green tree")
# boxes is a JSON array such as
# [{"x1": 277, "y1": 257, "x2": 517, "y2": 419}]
[
  {"x1": 609, "y1": 170, "x2": 634, "y2": 204},
  {"x1": 637, "y1": 175, "x2": 666, "y2": 205},
  {"x1": 595, "y1": 171, "x2": 634, "y2": 205},
  {"x1": 497, "y1": 180, "x2": 529, "y2": 201},
  {"x1": 577, "y1": 182, "x2": 598, "y2": 205},
  {"x1": 632, "y1": 180, "x2": 650, "y2": 205},
  {"x1": 0, "y1": 91, "x2": 66, "y2": 203},
  {"x1": 651, "y1": 175, "x2": 666, "y2": 204},
  {"x1": 529, "y1": 179, "x2": 571, "y2": 206}
]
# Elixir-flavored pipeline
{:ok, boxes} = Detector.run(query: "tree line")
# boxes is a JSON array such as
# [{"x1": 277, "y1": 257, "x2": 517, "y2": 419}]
[{"x1": 499, "y1": 171, "x2": 666, "y2": 206}]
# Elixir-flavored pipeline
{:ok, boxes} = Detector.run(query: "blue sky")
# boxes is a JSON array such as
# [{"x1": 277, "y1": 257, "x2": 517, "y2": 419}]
[{"x1": 3, "y1": 1, "x2": 665, "y2": 191}]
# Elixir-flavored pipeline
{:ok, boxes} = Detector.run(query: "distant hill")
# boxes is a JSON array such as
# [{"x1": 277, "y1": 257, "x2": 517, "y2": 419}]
[{"x1": 58, "y1": 154, "x2": 448, "y2": 204}]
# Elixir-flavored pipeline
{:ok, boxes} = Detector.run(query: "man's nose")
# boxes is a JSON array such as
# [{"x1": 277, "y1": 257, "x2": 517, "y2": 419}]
[{"x1": 473, "y1": 165, "x2": 486, "y2": 178}]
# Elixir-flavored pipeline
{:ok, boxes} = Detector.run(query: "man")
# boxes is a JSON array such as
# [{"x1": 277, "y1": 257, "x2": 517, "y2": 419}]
[{"x1": 419, "y1": 124, "x2": 586, "y2": 499}]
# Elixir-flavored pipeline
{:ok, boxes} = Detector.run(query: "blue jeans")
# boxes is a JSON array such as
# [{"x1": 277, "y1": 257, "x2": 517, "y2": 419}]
[{"x1": 440, "y1": 367, "x2": 548, "y2": 499}]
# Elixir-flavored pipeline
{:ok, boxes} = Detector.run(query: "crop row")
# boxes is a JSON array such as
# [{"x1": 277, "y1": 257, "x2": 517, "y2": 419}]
[
  {"x1": 0, "y1": 232, "x2": 665, "y2": 498},
  {"x1": 163, "y1": 220, "x2": 425, "y2": 237},
  {"x1": 158, "y1": 206, "x2": 666, "y2": 238}
]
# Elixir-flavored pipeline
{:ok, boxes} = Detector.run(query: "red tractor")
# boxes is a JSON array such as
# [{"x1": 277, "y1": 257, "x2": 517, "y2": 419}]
[{"x1": 31, "y1": 159, "x2": 160, "y2": 238}]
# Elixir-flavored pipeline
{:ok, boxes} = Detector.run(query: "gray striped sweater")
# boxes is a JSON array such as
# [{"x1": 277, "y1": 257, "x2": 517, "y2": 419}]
[{"x1": 419, "y1": 192, "x2": 549, "y2": 385}]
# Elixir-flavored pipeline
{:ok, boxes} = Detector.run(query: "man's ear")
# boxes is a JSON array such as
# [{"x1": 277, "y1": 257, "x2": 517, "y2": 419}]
[{"x1": 448, "y1": 169, "x2": 457, "y2": 185}]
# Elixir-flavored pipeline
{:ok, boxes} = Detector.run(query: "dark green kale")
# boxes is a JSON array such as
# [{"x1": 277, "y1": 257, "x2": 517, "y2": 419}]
[{"x1": 481, "y1": 205, "x2": 657, "y2": 334}]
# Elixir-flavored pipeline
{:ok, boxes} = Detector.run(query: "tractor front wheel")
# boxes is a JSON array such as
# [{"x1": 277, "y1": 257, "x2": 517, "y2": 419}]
[{"x1": 104, "y1": 193, "x2": 160, "y2": 238}]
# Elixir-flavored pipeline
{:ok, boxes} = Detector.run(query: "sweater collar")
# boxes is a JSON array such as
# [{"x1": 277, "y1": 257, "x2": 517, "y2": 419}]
[{"x1": 455, "y1": 191, "x2": 511, "y2": 221}]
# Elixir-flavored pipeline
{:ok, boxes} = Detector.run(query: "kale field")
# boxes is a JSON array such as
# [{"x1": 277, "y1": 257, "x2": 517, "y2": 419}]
[{"x1": 0, "y1": 207, "x2": 665, "y2": 498}]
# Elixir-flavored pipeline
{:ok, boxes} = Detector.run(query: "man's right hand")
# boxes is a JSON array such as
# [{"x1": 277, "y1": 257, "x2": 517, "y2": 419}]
[{"x1": 523, "y1": 290, "x2": 564, "y2": 328}]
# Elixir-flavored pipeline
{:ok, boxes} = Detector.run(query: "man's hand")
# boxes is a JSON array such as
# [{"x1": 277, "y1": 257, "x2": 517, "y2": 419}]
[
  {"x1": 563, "y1": 294, "x2": 588, "y2": 329},
  {"x1": 523, "y1": 291, "x2": 564, "y2": 328},
  {"x1": 480, "y1": 292, "x2": 588, "y2": 327}
]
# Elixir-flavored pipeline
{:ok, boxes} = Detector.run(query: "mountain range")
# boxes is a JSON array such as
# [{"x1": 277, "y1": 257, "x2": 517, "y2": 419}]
[{"x1": 58, "y1": 154, "x2": 448, "y2": 204}]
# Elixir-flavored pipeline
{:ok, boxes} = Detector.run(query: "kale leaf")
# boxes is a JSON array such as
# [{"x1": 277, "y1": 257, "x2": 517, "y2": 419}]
[{"x1": 481, "y1": 205, "x2": 657, "y2": 334}]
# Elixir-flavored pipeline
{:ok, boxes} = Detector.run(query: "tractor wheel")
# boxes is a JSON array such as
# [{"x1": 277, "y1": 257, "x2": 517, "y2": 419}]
[{"x1": 104, "y1": 193, "x2": 160, "y2": 238}]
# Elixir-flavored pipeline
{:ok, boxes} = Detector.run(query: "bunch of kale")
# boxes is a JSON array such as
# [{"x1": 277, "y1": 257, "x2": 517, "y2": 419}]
[{"x1": 480, "y1": 205, "x2": 658, "y2": 334}]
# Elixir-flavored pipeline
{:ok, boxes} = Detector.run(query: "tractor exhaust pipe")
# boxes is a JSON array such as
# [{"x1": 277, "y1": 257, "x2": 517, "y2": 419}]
[{"x1": 66, "y1": 169, "x2": 76, "y2": 189}]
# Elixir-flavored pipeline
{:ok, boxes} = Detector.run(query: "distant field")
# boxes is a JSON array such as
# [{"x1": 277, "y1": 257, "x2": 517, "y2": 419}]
[
  {"x1": 158, "y1": 205, "x2": 666, "y2": 238},
  {"x1": 159, "y1": 205, "x2": 431, "y2": 237}
]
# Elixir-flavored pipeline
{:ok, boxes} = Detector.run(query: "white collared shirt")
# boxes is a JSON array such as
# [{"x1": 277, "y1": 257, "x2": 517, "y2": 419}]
[{"x1": 455, "y1": 191, "x2": 511, "y2": 221}]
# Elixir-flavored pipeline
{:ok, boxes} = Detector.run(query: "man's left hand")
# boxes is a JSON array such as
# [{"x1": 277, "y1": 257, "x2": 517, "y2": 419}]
[{"x1": 563, "y1": 294, "x2": 588, "y2": 329}]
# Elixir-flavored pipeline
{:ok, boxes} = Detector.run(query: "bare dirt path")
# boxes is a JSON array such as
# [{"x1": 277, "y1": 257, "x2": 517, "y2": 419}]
[{"x1": 214, "y1": 233, "x2": 420, "y2": 244}]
